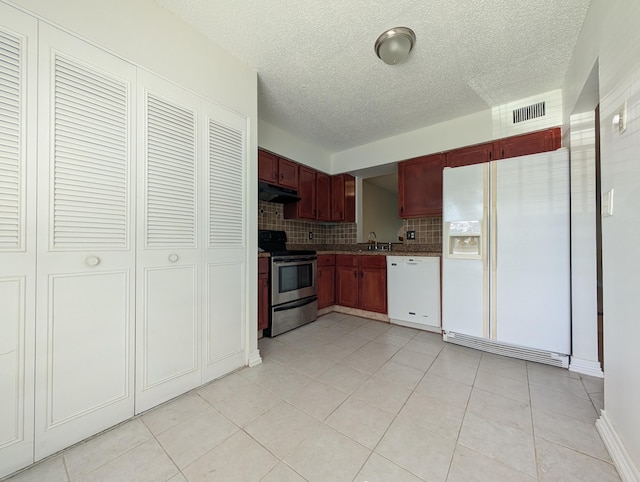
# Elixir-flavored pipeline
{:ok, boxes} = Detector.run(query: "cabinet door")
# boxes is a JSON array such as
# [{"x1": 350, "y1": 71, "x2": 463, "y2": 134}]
[
  {"x1": 497, "y1": 127, "x2": 561, "y2": 159},
  {"x1": 359, "y1": 256, "x2": 387, "y2": 313},
  {"x1": 316, "y1": 172, "x2": 331, "y2": 221},
  {"x1": 0, "y1": 6, "x2": 37, "y2": 478},
  {"x1": 258, "y1": 149, "x2": 278, "y2": 184},
  {"x1": 317, "y1": 265, "x2": 335, "y2": 309},
  {"x1": 331, "y1": 174, "x2": 355, "y2": 222},
  {"x1": 335, "y1": 255, "x2": 359, "y2": 308},
  {"x1": 278, "y1": 157, "x2": 298, "y2": 189},
  {"x1": 360, "y1": 267, "x2": 388, "y2": 313},
  {"x1": 297, "y1": 165, "x2": 317, "y2": 219},
  {"x1": 135, "y1": 72, "x2": 202, "y2": 414},
  {"x1": 446, "y1": 142, "x2": 494, "y2": 168},
  {"x1": 202, "y1": 101, "x2": 247, "y2": 383},
  {"x1": 398, "y1": 153, "x2": 445, "y2": 218},
  {"x1": 35, "y1": 24, "x2": 136, "y2": 460},
  {"x1": 258, "y1": 258, "x2": 269, "y2": 330}
]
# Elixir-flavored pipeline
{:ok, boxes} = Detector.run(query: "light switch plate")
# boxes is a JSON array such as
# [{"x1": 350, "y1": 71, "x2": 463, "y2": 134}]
[
  {"x1": 602, "y1": 189, "x2": 614, "y2": 217},
  {"x1": 619, "y1": 102, "x2": 627, "y2": 134}
]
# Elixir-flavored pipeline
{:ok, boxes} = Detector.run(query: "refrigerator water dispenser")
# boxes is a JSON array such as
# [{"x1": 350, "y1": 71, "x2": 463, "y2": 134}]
[{"x1": 446, "y1": 220, "x2": 482, "y2": 259}]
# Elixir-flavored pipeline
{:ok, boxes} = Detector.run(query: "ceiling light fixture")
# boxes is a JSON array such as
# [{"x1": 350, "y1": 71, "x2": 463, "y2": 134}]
[{"x1": 375, "y1": 27, "x2": 416, "y2": 65}]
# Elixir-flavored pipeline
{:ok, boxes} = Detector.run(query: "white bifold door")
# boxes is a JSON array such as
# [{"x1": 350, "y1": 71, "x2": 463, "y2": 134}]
[
  {"x1": 0, "y1": 5, "x2": 37, "y2": 476},
  {"x1": 35, "y1": 24, "x2": 137, "y2": 459},
  {"x1": 201, "y1": 101, "x2": 247, "y2": 383},
  {"x1": 135, "y1": 72, "x2": 202, "y2": 413}
]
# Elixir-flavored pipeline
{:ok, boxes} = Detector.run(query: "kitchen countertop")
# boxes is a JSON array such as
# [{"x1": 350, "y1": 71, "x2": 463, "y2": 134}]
[{"x1": 318, "y1": 250, "x2": 441, "y2": 257}]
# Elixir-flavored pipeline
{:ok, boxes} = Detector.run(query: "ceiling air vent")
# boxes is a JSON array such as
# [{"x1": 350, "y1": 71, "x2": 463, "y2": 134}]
[{"x1": 512, "y1": 101, "x2": 546, "y2": 124}]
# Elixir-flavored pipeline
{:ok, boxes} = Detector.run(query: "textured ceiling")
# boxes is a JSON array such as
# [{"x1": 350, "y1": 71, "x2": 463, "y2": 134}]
[{"x1": 154, "y1": 0, "x2": 591, "y2": 153}]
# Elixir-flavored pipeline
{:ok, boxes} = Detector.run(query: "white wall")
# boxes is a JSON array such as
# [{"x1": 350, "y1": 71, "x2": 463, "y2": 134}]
[
  {"x1": 7, "y1": 0, "x2": 261, "y2": 361},
  {"x1": 330, "y1": 90, "x2": 562, "y2": 174},
  {"x1": 563, "y1": 0, "x2": 640, "y2": 477},
  {"x1": 258, "y1": 119, "x2": 331, "y2": 172},
  {"x1": 361, "y1": 182, "x2": 402, "y2": 243}
]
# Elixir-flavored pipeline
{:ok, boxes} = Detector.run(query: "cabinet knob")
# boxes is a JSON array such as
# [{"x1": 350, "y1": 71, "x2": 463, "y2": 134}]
[
  {"x1": 353, "y1": 270, "x2": 357, "y2": 278},
  {"x1": 168, "y1": 253, "x2": 179, "y2": 263},
  {"x1": 85, "y1": 256, "x2": 100, "y2": 267}
]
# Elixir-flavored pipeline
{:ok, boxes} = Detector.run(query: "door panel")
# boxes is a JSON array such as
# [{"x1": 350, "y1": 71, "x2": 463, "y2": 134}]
[
  {"x1": 442, "y1": 163, "x2": 487, "y2": 338},
  {"x1": 493, "y1": 150, "x2": 570, "y2": 353},
  {"x1": 140, "y1": 266, "x2": 198, "y2": 391},
  {"x1": 136, "y1": 71, "x2": 201, "y2": 413},
  {"x1": 202, "y1": 101, "x2": 247, "y2": 383},
  {"x1": 35, "y1": 24, "x2": 136, "y2": 460},
  {"x1": 0, "y1": 5, "x2": 37, "y2": 477}
]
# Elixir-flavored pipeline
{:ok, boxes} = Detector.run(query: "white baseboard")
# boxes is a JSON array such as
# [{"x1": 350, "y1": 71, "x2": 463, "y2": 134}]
[
  {"x1": 596, "y1": 410, "x2": 640, "y2": 482},
  {"x1": 247, "y1": 349, "x2": 262, "y2": 367},
  {"x1": 569, "y1": 357, "x2": 604, "y2": 378}
]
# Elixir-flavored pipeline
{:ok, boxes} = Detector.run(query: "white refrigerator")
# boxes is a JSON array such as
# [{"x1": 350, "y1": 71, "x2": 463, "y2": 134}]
[{"x1": 442, "y1": 148, "x2": 570, "y2": 366}]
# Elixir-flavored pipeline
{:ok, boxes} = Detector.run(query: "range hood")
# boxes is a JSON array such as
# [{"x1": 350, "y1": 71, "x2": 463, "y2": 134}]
[{"x1": 258, "y1": 181, "x2": 301, "y2": 203}]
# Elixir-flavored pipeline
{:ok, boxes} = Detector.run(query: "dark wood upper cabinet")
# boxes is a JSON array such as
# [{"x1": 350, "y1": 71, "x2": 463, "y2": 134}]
[
  {"x1": 277, "y1": 157, "x2": 298, "y2": 189},
  {"x1": 316, "y1": 172, "x2": 331, "y2": 221},
  {"x1": 497, "y1": 127, "x2": 561, "y2": 160},
  {"x1": 258, "y1": 149, "x2": 298, "y2": 189},
  {"x1": 398, "y1": 153, "x2": 445, "y2": 218},
  {"x1": 258, "y1": 149, "x2": 278, "y2": 184},
  {"x1": 285, "y1": 165, "x2": 316, "y2": 220},
  {"x1": 446, "y1": 141, "x2": 494, "y2": 168},
  {"x1": 331, "y1": 174, "x2": 355, "y2": 222}
]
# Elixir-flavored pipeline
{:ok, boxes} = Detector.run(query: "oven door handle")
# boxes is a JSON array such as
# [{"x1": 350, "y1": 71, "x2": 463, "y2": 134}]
[
  {"x1": 272, "y1": 258, "x2": 317, "y2": 265},
  {"x1": 273, "y1": 296, "x2": 317, "y2": 312}
]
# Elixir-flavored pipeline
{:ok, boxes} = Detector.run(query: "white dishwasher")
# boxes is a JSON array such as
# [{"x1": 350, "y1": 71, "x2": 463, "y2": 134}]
[{"x1": 387, "y1": 256, "x2": 441, "y2": 332}]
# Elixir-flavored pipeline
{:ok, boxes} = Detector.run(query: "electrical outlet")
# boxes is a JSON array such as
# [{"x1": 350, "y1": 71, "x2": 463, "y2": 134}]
[
  {"x1": 308, "y1": 231, "x2": 313, "y2": 240},
  {"x1": 407, "y1": 230, "x2": 416, "y2": 240}
]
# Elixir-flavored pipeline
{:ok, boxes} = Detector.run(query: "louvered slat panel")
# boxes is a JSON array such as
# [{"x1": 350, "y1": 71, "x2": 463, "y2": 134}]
[
  {"x1": 52, "y1": 54, "x2": 129, "y2": 249},
  {"x1": 145, "y1": 93, "x2": 196, "y2": 247},
  {"x1": 0, "y1": 30, "x2": 23, "y2": 250},
  {"x1": 209, "y1": 119, "x2": 244, "y2": 247}
]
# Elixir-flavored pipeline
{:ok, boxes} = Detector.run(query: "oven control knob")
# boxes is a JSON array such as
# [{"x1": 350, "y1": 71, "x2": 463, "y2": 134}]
[{"x1": 168, "y1": 253, "x2": 179, "y2": 263}]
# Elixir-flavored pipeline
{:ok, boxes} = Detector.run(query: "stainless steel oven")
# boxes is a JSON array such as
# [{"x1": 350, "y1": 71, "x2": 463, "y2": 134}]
[
  {"x1": 271, "y1": 255, "x2": 317, "y2": 305},
  {"x1": 269, "y1": 254, "x2": 317, "y2": 337},
  {"x1": 259, "y1": 230, "x2": 318, "y2": 337}
]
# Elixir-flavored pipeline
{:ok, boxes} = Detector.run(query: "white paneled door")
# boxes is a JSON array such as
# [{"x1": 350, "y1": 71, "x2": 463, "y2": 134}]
[
  {"x1": 35, "y1": 24, "x2": 137, "y2": 459},
  {"x1": 0, "y1": 5, "x2": 37, "y2": 477},
  {"x1": 201, "y1": 102, "x2": 247, "y2": 383},
  {"x1": 135, "y1": 72, "x2": 202, "y2": 413}
]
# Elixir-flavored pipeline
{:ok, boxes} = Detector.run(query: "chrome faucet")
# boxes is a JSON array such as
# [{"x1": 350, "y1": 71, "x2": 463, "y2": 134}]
[{"x1": 368, "y1": 231, "x2": 377, "y2": 250}]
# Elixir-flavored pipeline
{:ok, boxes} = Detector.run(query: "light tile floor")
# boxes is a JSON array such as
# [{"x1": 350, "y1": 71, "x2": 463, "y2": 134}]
[{"x1": 5, "y1": 312, "x2": 618, "y2": 482}]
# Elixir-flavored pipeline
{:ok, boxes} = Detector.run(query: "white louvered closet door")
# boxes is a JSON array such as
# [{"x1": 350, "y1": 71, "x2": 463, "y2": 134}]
[
  {"x1": 201, "y1": 101, "x2": 247, "y2": 383},
  {"x1": 0, "y1": 6, "x2": 37, "y2": 479},
  {"x1": 35, "y1": 24, "x2": 136, "y2": 459},
  {"x1": 135, "y1": 71, "x2": 202, "y2": 413}
]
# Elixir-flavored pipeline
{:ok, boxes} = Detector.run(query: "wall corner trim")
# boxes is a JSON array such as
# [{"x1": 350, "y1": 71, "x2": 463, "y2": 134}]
[
  {"x1": 596, "y1": 410, "x2": 640, "y2": 482},
  {"x1": 248, "y1": 350, "x2": 263, "y2": 367},
  {"x1": 569, "y1": 357, "x2": 604, "y2": 378}
]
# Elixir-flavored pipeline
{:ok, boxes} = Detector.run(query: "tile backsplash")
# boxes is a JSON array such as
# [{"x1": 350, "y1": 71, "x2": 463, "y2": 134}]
[
  {"x1": 258, "y1": 201, "x2": 440, "y2": 247},
  {"x1": 258, "y1": 201, "x2": 357, "y2": 244},
  {"x1": 401, "y1": 217, "x2": 442, "y2": 245}
]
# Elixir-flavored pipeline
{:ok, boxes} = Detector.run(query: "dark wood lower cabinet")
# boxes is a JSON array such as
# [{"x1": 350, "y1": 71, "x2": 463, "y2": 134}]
[
  {"x1": 335, "y1": 254, "x2": 387, "y2": 314},
  {"x1": 335, "y1": 255, "x2": 359, "y2": 308},
  {"x1": 258, "y1": 258, "x2": 269, "y2": 331},
  {"x1": 317, "y1": 255, "x2": 336, "y2": 309}
]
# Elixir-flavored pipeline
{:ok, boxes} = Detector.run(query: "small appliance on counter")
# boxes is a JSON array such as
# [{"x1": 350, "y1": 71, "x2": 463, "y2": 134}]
[{"x1": 258, "y1": 230, "x2": 317, "y2": 337}]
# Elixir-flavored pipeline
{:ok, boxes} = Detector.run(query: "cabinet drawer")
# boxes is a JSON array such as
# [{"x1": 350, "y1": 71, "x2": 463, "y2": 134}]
[
  {"x1": 360, "y1": 255, "x2": 386, "y2": 269},
  {"x1": 317, "y1": 254, "x2": 336, "y2": 267},
  {"x1": 336, "y1": 254, "x2": 358, "y2": 267}
]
